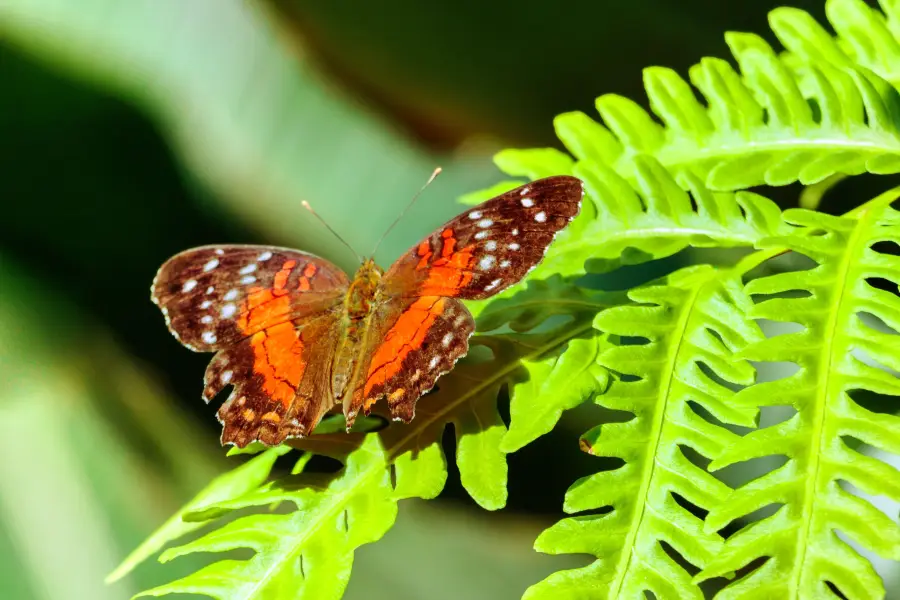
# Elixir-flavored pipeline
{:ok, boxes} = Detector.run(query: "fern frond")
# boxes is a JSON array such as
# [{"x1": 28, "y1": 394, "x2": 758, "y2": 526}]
[
  {"x1": 472, "y1": 152, "x2": 785, "y2": 281},
  {"x1": 546, "y1": 4, "x2": 900, "y2": 191},
  {"x1": 106, "y1": 446, "x2": 291, "y2": 583},
  {"x1": 526, "y1": 264, "x2": 765, "y2": 600},
  {"x1": 136, "y1": 435, "x2": 395, "y2": 600},
  {"x1": 698, "y1": 189, "x2": 900, "y2": 599}
]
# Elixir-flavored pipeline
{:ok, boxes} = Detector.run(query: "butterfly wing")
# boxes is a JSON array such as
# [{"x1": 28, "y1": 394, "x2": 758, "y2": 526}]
[
  {"x1": 342, "y1": 176, "x2": 581, "y2": 426},
  {"x1": 344, "y1": 295, "x2": 475, "y2": 427},
  {"x1": 151, "y1": 244, "x2": 349, "y2": 351},
  {"x1": 381, "y1": 175, "x2": 583, "y2": 299},
  {"x1": 204, "y1": 315, "x2": 343, "y2": 446},
  {"x1": 151, "y1": 244, "x2": 350, "y2": 447}
]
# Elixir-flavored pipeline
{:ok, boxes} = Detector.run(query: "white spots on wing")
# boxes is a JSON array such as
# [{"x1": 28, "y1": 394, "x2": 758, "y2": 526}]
[
  {"x1": 477, "y1": 218, "x2": 493, "y2": 228},
  {"x1": 468, "y1": 210, "x2": 482, "y2": 219},
  {"x1": 203, "y1": 258, "x2": 219, "y2": 272},
  {"x1": 240, "y1": 275, "x2": 257, "y2": 285},
  {"x1": 500, "y1": 260, "x2": 511, "y2": 268},
  {"x1": 475, "y1": 231, "x2": 489, "y2": 240},
  {"x1": 202, "y1": 331, "x2": 217, "y2": 344},
  {"x1": 453, "y1": 315, "x2": 467, "y2": 327},
  {"x1": 200, "y1": 300, "x2": 212, "y2": 309},
  {"x1": 479, "y1": 255, "x2": 496, "y2": 270},
  {"x1": 221, "y1": 303, "x2": 237, "y2": 318},
  {"x1": 442, "y1": 332, "x2": 454, "y2": 347},
  {"x1": 201, "y1": 315, "x2": 213, "y2": 324},
  {"x1": 484, "y1": 278, "x2": 503, "y2": 292},
  {"x1": 520, "y1": 186, "x2": 530, "y2": 196},
  {"x1": 239, "y1": 263, "x2": 257, "y2": 275},
  {"x1": 215, "y1": 249, "x2": 225, "y2": 255},
  {"x1": 534, "y1": 211, "x2": 547, "y2": 222},
  {"x1": 411, "y1": 370, "x2": 421, "y2": 383},
  {"x1": 512, "y1": 228, "x2": 519, "y2": 236},
  {"x1": 258, "y1": 251, "x2": 273, "y2": 261},
  {"x1": 182, "y1": 279, "x2": 198, "y2": 292},
  {"x1": 429, "y1": 356, "x2": 440, "y2": 369},
  {"x1": 521, "y1": 197, "x2": 534, "y2": 207},
  {"x1": 237, "y1": 396, "x2": 246, "y2": 406},
  {"x1": 221, "y1": 370, "x2": 233, "y2": 384},
  {"x1": 206, "y1": 286, "x2": 215, "y2": 294},
  {"x1": 161, "y1": 307, "x2": 169, "y2": 316},
  {"x1": 224, "y1": 289, "x2": 239, "y2": 301},
  {"x1": 508, "y1": 243, "x2": 520, "y2": 251},
  {"x1": 485, "y1": 240, "x2": 497, "y2": 251}
]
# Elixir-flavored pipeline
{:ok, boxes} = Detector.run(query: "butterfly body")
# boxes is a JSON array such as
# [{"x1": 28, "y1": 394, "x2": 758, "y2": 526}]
[{"x1": 151, "y1": 175, "x2": 583, "y2": 447}]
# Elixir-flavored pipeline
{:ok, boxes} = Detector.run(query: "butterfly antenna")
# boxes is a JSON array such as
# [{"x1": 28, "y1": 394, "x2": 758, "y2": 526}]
[
  {"x1": 370, "y1": 167, "x2": 442, "y2": 258},
  {"x1": 302, "y1": 200, "x2": 364, "y2": 264}
]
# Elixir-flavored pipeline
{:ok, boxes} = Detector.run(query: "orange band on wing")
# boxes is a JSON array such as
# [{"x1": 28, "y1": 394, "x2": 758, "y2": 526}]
[
  {"x1": 439, "y1": 228, "x2": 456, "y2": 258},
  {"x1": 249, "y1": 322, "x2": 305, "y2": 409},
  {"x1": 415, "y1": 240, "x2": 432, "y2": 270},
  {"x1": 418, "y1": 245, "x2": 475, "y2": 295},
  {"x1": 363, "y1": 297, "x2": 446, "y2": 395},
  {"x1": 297, "y1": 262, "x2": 318, "y2": 291},
  {"x1": 273, "y1": 260, "x2": 296, "y2": 292},
  {"x1": 238, "y1": 288, "x2": 293, "y2": 333}
]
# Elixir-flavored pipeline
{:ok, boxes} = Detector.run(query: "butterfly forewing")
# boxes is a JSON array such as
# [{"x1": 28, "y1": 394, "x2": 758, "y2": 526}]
[
  {"x1": 151, "y1": 245, "x2": 349, "y2": 351},
  {"x1": 382, "y1": 175, "x2": 583, "y2": 300}
]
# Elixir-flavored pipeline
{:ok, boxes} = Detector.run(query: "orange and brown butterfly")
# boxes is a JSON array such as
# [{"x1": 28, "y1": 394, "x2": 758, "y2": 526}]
[{"x1": 151, "y1": 175, "x2": 583, "y2": 447}]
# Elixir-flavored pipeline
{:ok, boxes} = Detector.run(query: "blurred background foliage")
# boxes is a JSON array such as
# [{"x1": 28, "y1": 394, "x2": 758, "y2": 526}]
[{"x1": 2, "y1": 0, "x2": 877, "y2": 599}]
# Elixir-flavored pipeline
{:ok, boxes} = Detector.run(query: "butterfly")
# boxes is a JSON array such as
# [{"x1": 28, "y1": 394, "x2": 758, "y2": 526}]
[{"x1": 151, "y1": 175, "x2": 583, "y2": 447}]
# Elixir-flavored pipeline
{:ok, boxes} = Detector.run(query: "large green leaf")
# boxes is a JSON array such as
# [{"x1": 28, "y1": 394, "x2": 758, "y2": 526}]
[
  {"x1": 698, "y1": 189, "x2": 900, "y2": 599},
  {"x1": 526, "y1": 264, "x2": 764, "y2": 599}
]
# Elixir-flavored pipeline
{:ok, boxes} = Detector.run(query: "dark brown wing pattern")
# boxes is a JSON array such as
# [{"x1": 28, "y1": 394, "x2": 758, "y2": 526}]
[
  {"x1": 151, "y1": 244, "x2": 349, "y2": 446},
  {"x1": 382, "y1": 175, "x2": 583, "y2": 300},
  {"x1": 151, "y1": 244, "x2": 349, "y2": 351}
]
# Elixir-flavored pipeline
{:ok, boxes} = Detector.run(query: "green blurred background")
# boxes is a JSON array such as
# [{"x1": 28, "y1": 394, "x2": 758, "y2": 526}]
[{"x1": 7, "y1": 1, "x2": 895, "y2": 599}]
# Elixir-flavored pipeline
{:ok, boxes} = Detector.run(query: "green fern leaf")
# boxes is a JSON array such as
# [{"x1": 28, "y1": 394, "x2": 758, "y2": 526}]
[
  {"x1": 105, "y1": 445, "x2": 292, "y2": 584},
  {"x1": 544, "y1": 5, "x2": 900, "y2": 191},
  {"x1": 135, "y1": 435, "x2": 395, "y2": 600},
  {"x1": 526, "y1": 264, "x2": 765, "y2": 600},
  {"x1": 698, "y1": 189, "x2": 900, "y2": 599}
]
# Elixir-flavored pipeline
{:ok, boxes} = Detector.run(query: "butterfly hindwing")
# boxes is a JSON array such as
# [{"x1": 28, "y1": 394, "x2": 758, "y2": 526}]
[
  {"x1": 203, "y1": 315, "x2": 342, "y2": 447},
  {"x1": 151, "y1": 245, "x2": 349, "y2": 351},
  {"x1": 382, "y1": 175, "x2": 583, "y2": 300},
  {"x1": 344, "y1": 296, "x2": 475, "y2": 427}
]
